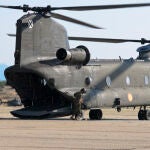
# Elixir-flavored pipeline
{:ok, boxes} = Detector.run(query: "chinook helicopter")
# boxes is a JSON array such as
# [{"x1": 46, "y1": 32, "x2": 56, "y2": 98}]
[{"x1": 1, "y1": 3, "x2": 150, "y2": 120}]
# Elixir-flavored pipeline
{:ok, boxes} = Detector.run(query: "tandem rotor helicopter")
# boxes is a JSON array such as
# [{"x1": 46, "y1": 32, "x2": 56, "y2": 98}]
[{"x1": 1, "y1": 3, "x2": 150, "y2": 120}]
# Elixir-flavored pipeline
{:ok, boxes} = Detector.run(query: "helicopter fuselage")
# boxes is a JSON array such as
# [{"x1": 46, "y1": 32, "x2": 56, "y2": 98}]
[
  {"x1": 34, "y1": 58, "x2": 150, "y2": 109},
  {"x1": 5, "y1": 58, "x2": 150, "y2": 110}
]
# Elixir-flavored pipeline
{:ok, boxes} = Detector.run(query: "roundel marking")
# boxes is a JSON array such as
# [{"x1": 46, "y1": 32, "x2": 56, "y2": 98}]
[{"x1": 128, "y1": 93, "x2": 133, "y2": 102}]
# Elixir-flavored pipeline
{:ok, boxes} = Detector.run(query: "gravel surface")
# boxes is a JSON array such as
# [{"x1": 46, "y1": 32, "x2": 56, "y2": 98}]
[{"x1": 0, "y1": 107, "x2": 150, "y2": 150}]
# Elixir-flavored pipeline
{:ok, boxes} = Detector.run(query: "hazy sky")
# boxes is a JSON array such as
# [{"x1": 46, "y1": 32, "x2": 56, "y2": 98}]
[{"x1": 0, "y1": 0, "x2": 150, "y2": 65}]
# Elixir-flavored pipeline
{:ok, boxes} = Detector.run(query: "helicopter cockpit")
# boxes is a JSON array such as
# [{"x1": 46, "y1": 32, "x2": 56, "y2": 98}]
[{"x1": 137, "y1": 44, "x2": 150, "y2": 60}]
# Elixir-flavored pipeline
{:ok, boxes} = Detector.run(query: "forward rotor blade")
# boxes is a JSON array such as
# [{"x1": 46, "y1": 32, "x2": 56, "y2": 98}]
[
  {"x1": 68, "y1": 37, "x2": 150, "y2": 44},
  {"x1": 51, "y1": 12, "x2": 103, "y2": 29},
  {"x1": 52, "y1": 3, "x2": 150, "y2": 11},
  {"x1": 1, "y1": 3, "x2": 150, "y2": 12},
  {"x1": 0, "y1": 5, "x2": 32, "y2": 12}
]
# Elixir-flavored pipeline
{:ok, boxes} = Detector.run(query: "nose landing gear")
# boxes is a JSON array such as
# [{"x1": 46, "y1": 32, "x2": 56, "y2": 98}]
[{"x1": 138, "y1": 109, "x2": 146, "y2": 120}]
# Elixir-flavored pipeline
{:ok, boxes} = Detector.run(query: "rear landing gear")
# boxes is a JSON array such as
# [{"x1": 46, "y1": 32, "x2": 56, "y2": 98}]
[
  {"x1": 89, "y1": 109, "x2": 103, "y2": 120},
  {"x1": 145, "y1": 109, "x2": 150, "y2": 120},
  {"x1": 138, "y1": 107, "x2": 150, "y2": 120},
  {"x1": 138, "y1": 110, "x2": 146, "y2": 120}
]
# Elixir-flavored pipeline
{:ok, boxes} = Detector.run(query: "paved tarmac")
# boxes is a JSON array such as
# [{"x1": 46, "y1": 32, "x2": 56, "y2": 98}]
[{"x1": 0, "y1": 106, "x2": 150, "y2": 150}]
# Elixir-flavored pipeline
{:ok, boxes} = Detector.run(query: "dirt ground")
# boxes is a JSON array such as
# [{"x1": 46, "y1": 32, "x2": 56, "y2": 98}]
[{"x1": 0, "y1": 106, "x2": 150, "y2": 150}]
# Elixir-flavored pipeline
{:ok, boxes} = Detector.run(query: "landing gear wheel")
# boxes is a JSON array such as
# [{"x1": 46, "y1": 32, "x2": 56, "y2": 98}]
[
  {"x1": 89, "y1": 109, "x2": 95, "y2": 120},
  {"x1": 138, "y1": 110, "x2": 146, "y2": 120},
  {"x1": 145, "y1": 110, "x2": 150, "y2": 120},
  {"x1": 89, "y1": 109, "x2": 103, "y2": 120}
]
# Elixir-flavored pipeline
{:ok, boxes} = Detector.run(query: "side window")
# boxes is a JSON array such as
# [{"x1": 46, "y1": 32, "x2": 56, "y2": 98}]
[
  {"x1": 85, "y1": 76, "x2": 92, "y2": 85},
  {"x1": 106, "y1": 76, "x2": 111, "y2": 87},
  {"x1": 144, "y1": 75, "x2": 149, "y2": 85},
  {"x1": 126, "y1": 76, "x2": 131, "y2": 86}
]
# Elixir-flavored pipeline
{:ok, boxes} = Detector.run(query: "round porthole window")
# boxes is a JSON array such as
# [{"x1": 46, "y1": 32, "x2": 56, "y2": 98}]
[
  {"x1": 106, "y1": 76, "x2": 111, "y2": 87},
  {"x1": 144, "y1": 76, "x2": 149, "y2": 85},
  {"x1": 85, "y1": 77, "x2": 92, "y2": 85},
  {"x1": 126, "y1": 76, "x2": 131, "y2": 85}
]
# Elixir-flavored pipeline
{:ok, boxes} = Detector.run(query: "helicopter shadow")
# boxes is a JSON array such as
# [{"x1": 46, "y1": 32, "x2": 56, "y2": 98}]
[{"x1": 0, "y1": 117, "x2": 139, "y2": 121}]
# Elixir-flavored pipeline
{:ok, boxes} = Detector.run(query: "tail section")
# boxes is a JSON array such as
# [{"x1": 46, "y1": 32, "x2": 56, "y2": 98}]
[{"x1": 15, "y1": 13, "x2": 69, "y2": 66}]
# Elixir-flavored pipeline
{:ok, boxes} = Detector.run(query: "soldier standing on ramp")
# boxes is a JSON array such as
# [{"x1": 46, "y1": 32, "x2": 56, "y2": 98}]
[{"x1": 70, "y1": 88, "x2": 86, "y2": 120}]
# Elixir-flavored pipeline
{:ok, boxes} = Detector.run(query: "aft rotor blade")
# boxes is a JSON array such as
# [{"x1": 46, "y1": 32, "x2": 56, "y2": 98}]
[
  {"x1": 0, "y1": 5, "x2": 23, "y2": 10},
  {"x1": 0, "y1": 5, "x2": 33, "y2": 12},
  {"x1": 7, "y1": 34, "x2": 16, "y2": 37},
  {"x1": 52, "y1": 3, "x2": 150, "y2": 11},
  {"x1": 51, "y1": 12, "x2": 103, "y2": 29},
  {"x1": 68, "y1": 37, "x2": 150, "y2": 44}
]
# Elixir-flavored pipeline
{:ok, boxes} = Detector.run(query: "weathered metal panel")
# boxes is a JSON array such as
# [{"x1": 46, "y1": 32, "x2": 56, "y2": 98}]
[{"x1": 15, "y1": 14, "x2": 69, "y2": 66}]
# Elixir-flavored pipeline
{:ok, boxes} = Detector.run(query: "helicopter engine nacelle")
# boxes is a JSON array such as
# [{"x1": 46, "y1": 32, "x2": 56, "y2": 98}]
[{"x1": 56, "y1": 45, "x2": 90, "y2": 65}]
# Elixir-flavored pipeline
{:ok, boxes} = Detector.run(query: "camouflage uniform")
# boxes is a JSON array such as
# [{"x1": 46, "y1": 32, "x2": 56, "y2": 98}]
[{"x1": 71, "y1": 91, "x2": 83, "y2": 120}]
